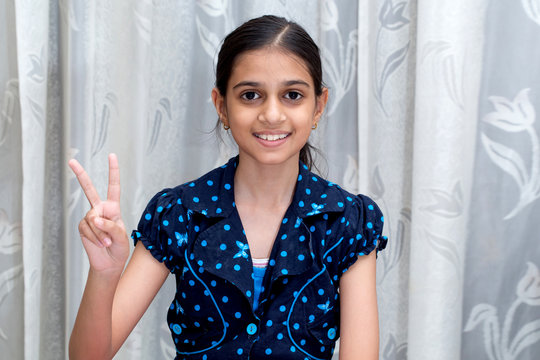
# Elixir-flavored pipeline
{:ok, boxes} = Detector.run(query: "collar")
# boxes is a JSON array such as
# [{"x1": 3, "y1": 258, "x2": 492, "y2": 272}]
[{"x1": 182, "y1": 156, "x2": 347, "y2": 219}]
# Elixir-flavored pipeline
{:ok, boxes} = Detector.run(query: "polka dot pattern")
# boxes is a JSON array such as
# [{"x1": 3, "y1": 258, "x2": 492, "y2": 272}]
[{"x1": 130, "y1": 156, "x2": 386, "y2": 359}]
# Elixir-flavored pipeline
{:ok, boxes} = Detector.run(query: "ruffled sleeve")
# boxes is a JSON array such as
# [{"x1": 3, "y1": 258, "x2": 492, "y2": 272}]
[
  {"x1": 131, "y1": 189, "x2": 188, "y2": 273},
  {"x1": 336, "y1": 194, "x2": 387, "y2": 276}
]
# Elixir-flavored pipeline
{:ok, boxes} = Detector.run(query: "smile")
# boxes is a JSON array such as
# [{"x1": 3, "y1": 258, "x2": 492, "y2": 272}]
[{"x1": 254, "y1": 133, "x2": 290, "y2": 141}]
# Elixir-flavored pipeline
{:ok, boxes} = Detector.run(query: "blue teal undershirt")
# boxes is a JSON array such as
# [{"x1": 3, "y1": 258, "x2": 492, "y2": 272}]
[{"x1": 252, "y1": 266, "x2": 266, "y2": 311}]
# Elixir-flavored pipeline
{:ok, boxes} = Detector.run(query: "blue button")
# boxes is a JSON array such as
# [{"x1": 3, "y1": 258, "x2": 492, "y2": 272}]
[
  {"x1": 246, "y1": 323, "x2": 257, "y2": 335},
  {"x1": 327, "y1": 328, "x2": 336, "y2": 340}
]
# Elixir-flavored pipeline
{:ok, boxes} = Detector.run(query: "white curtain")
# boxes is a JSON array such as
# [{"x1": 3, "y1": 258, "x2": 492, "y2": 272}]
[{"x1": 1, "y1": 0, "x2": 539, "y2": 359}]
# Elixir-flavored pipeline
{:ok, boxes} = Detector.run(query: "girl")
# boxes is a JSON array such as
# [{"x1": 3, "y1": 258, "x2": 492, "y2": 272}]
[{"x1": 69, "y1": 15, "x2": 386, "y2": 360}]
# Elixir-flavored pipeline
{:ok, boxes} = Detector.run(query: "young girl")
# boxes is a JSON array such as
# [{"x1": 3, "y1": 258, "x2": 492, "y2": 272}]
[{"x1": 68, "y1": 15, "x2": 386, "y2": 360}]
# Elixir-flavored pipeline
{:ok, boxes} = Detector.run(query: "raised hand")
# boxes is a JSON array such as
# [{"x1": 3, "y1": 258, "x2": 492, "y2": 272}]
[{"x1": 69, "y1": 154, "x2": 130, "y2": 273}]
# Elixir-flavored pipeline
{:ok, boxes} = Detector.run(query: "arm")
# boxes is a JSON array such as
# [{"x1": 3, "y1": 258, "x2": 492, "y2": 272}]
[
  {"x1": 68, "y1": 154, "x2": 169, "y2": 359},
  {"x1": 69, "y1": 242, "x2": 169, "y2": 359},
  {"x1": 339, "y1": 251, "x2": 379, "y2": 360}
]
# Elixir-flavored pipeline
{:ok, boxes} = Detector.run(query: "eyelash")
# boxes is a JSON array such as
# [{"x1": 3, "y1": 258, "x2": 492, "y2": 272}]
[{"x1": 240, "y1": 91, "x2": 303, "y2": 101}]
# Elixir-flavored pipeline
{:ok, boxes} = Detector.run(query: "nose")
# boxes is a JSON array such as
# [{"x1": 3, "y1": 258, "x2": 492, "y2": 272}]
[{"x1": 258, "y1": 96, "x2": 285, "y2": 124}]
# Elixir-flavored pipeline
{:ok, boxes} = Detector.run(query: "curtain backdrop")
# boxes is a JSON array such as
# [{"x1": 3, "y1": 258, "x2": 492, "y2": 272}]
[{"x1": 1, "y1": 0, "x2": 539, "y2": 359}]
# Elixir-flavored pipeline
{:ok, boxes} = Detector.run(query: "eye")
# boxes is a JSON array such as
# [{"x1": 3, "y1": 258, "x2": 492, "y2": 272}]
[
  {"x1": 241, "y1": 91, "x2": 260, "y2": 101},
  {"x1": 284, "y1": 91, "x2": 303, "y2": 101}
]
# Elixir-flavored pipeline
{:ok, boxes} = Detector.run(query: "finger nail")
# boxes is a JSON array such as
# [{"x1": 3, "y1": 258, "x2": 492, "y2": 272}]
[{"x1": 104, "y1": 238, "x2": 112, "y2": 247}]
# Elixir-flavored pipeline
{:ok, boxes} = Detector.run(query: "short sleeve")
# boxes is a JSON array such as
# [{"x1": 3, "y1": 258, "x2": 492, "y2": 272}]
[
  {"x1": 336, "y1": 194, "x2": 387, "y2": 276},
  {"x1": 131, "y1": 189, "x2": 187, "y2": 273}
]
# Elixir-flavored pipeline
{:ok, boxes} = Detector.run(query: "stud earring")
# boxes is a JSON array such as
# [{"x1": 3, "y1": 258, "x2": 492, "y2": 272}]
[
  {"x1": 312, "y1": 123, "x2": 318, "y2": 130},
  {"x1": 222, "y1": 122, "x2": 230, "y2": 130}
]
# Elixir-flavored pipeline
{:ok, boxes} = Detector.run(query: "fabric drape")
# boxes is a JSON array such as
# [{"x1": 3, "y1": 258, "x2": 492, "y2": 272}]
[{"x1": 1, "y1": 1, "x2": 539, "y2": 359}]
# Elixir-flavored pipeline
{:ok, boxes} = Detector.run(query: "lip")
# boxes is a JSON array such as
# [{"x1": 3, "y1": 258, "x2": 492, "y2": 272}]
[{"x1": 253, "y1": 132, "x2": 291, "y2": 147}]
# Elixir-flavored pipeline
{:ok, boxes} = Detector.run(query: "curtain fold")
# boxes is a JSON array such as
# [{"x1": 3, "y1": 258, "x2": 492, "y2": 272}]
[{"x1": 1, "y1": 1, "x2": 539, "y2": 359}]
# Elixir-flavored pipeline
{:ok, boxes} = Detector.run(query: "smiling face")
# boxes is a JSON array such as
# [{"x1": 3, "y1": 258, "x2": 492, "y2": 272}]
[{"x1": 212, "y1": 47, "x2": 328, "y2": 169}]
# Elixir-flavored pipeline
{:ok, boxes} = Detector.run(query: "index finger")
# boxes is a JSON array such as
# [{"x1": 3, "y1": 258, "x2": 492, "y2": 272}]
[
  {"x1": 107, "y1": 153, "x2": 120, "y2": 203},
  {"x1": 68, "y1": 159, "x2": 102, "y2": 208}
]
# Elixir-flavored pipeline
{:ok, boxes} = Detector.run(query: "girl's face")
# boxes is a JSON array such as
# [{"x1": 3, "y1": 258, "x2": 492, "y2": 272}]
[{"x1": 212, "y1": 48, "x2": 328, "y2": 168}]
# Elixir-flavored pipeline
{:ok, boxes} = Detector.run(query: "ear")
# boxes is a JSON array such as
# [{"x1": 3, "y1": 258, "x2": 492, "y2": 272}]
[
  {"x1": 211, "y1": 87, "x2": 228, "y2": 126},
  {"x1": 313, "y1": 87, "x2": 329, "y2": 125}
]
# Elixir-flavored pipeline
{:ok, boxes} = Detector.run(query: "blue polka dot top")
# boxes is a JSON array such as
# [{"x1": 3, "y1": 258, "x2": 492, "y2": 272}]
[{"x1": 131, "y1": 156, "x2": 387, "y2": 359}]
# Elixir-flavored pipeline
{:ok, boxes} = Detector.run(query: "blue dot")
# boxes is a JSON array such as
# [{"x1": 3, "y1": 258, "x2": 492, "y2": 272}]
[
  {"x1": 302, "y1": 296, "x2": 307, "y2": 303},
  {"x1": 224, "y1": 183, "x2": 231, "y2": 190},
  {"x1": 178, "y1": 215, "x2": 184, "y2": 222},
  {"x1": 281, "y1": 234, "x2": 287, "y2": 240},
  {"x1": 224, "y1": 224, "x2": 231, "y2": 231},
  {"x1": 208, "y1": 317, "x2": 214, "y2": 322},
  {"x1": 309, "y1": 226, "x2": 316, "y2": 232},
  {"x1": 201, "y1": 240, "x2": 207, "y2": 247},
  {"x1": 234, "y1": 264, "x2": 241, "y2": 271},
  {"x1": 211, "y1": 280, "x2": 217, "y2": 287},
  {"x1": 293, "y1": 323, "x2": 300, "y2": 330},
  {"x1": 265, "y1": 348, "x2": 272, "y2": 355},
  {"x1": 216, "y1": 263, "x2": 222, "y2": 269},
  {"x1": 290, "y1": 346, "x2": 296, "y2": 352},
  {"x1": 266, "y1": 320, "x2": 273, "y2": 327},
  {"x1": 246, "y1": 290, "x2": 251, "y2": 297},
  {"x1": 298, "y1": 174, "x2": 302, "y2": 181},
  {"x1": 306, "y1": 188, "x2": 311, "y2": 195},
  {"x1": 157, "y1": 206, "x2": 163, "y2": 213},
  {"x1": 188, "y1": 280, "x2": 195, "y2": 286},
  {"x1": 211, "y1": 196, "x2": 218, "y2": 201},
  {"x1": 222, "y1": 296, "x2": 228, "y2": 303},
  {"x1": 193, "y1": 197, "x2": 199, "y2": 203},
  {"x1": 172, "y1": 324, "x2": 182, "y2": 335},
  {"x1": 235, "y1": 312, "x2": 241, "y2": 318},
  {"x1": 281, "y1": 251, "x2": 287, "y2": 257},
  {"x1": 282, "y1": 218, "x2": 288, "y2": 224},
  {"x1": 281, "y1": 269, "x2": 288, "y2": 275},
  {"x1": 277, "y1": 333, "x2": 284, "y2": 340},
  {"x1": 337, "y1": 202, "x2": 344, "y2": 207},
  {"x1": 318, "y1": 289, "x2": 325, "y2": 295},
  {"x1": 321, "y1": 194, "x2": 327, "y2": 198},
  {"x1": 312, "y1": 176, "x2": 318, "y2": 181},
  {"x1": 368, "y1": 204, "x2": 374, "y2": 210},
  {"x1": 279, "y1": 305, "x2": 286, "y2": 312},
  {"x1": 381, "y1": 216, "x2": 385, "y2": 222},
  {"x1": 269, "y1": 259, "x2": 276, "y2": 266},
  {"x1": 144, "y1": 213, "x2": 151, "y2": 220},
  {"x1": 301, "y1": 339, "x2": 307, "y2": 345},
  {"x1": 298, "y1": 254, "x2": 305, "y2": 261},
  {"x1": 237, "y1": 349, "x2": 243, "y2": 355},
  {"x1": 189, "y1": 182, "x2": 195, "y2": 187},
  {"x1": 207, "y1": 180, "x2": 213, "y2": 186},
  {"x1": 299, "y1": 235, "x2": 306, "y2": 242},
  {"x1": 216, "y1": 208, "x2": 222, "y2": 213},
  {"x1": 194, "y1": 305, "x2": 200, "y2": 311},
  {"x1": 298, "y1": 201, "x2": 304, "y2": 207},
  {"x1": 220, "y1": 244, "x2": 227, "y2": 250},
  {"x1": 367, "y1": 222, "x2": 373, "y2": 229}
]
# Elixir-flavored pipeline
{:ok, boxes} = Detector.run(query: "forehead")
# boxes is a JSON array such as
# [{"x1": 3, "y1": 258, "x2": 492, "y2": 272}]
[{"x1": 228, "y1": 48, "x2": 313, "y2": 86}]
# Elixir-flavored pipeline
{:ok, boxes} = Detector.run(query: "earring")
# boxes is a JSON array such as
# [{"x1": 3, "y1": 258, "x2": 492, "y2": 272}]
[
  {"x1": 222, "y1": 122, "x2": 230, "y2": 130},
  {"x1": 312, "y1": 123, "x2": 318, "y2": 130}
]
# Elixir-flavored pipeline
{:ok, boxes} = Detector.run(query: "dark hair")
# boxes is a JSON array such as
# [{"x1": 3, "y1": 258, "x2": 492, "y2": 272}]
[{"x1": 215, "y1": 15, "x2": 323, "y2": 171}]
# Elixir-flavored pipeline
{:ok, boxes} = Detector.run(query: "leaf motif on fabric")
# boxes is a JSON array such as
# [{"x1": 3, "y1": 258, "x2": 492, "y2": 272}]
[
  {"x1": 27, "y1": 96, "x2": 44, "y2": 127},
  {"x1": 424, "y1": 230, "x2": 462, "y2": 284},
  {"x1": 420, "y1": 182, "x2": 464, "y2": 218},
  {"x1": 0, "y1": 209, "x2": 22, "y2": 255},
  {"x1": 195, "y1": 16, "x2": 220, "y2": 59},
  {"x1": 481, "y1": 89, "x2": 540, "y2": 219},
  {"x1": 375, "y1": 41, "x2": 410, "y2": 111},
  {"x1": 321, "y1": 29, "x2": 358, "y2": 115},
  {"x1": 481, "y1": 134, "x2": 529, "y2": 190},
  {"x1": 509, "y1": 319, "x2": 540, "y2": 358},
  {"x1": 379, "y1": 0, "x2": 410, "y2": 30},
  {"x1": 0, "y1": 264, "x2": 23, "y2": 306},
  {"x1": 381, "y1": 333, "x2": 408, "y2": 360},
  {"x1": 521, "y1": 0, "x2": 540, "y2": 26},
  {"x1": 92, "y1": 92, "x2": 117, "y2": 157},
  {"x1": 0, "y1": 79, "x2": 20, "y2": 147},
  {"x1": 133, "y1": 7, "x2": 152, "y2": 44},
  {"x1": 517, "y1": 262, "x2": 540, "y2": 306},
  {"x1": 197, "y1": 0, "x2": 228, "y2": 17},
  {"x1": 147, "y1": 98, "x2": 172, "y2": 154},
  {"x1": 484, "y1": 89, "x2": 535, "y2": 132},
  {"x1": 421, "y1": 41, "x2": 465, "y2": 111},
  {"x1": 321, "y1": 0, "x2": 339, "y2": 31},
  {"x1": 27, "y1": 50, "x2": 45, "y2": 83}
]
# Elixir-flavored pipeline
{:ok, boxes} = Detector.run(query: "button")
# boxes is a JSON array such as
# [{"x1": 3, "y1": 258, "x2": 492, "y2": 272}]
[
  {"x1": 246, "y1": 323, "x2": 258, "y2": 335},
  {"x1": 327, "y1": 328, "x2": 336, "y2": 340}
]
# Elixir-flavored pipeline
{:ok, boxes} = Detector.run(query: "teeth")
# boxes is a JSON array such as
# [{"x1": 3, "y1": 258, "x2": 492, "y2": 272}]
[{"x1": 256, "y1": 133, "x2": 288, "y2": 141}]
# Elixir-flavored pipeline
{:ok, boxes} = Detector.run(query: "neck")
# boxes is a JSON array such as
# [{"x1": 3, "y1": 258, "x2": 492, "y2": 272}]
[{"x1": 234, "y1": 155, "x2": 299, "y2": 208}]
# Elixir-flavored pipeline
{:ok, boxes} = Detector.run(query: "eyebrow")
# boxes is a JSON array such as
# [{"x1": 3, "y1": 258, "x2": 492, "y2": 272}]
[{"x1": 232, "y1": 80, "x2": 311, "y2": 89}]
